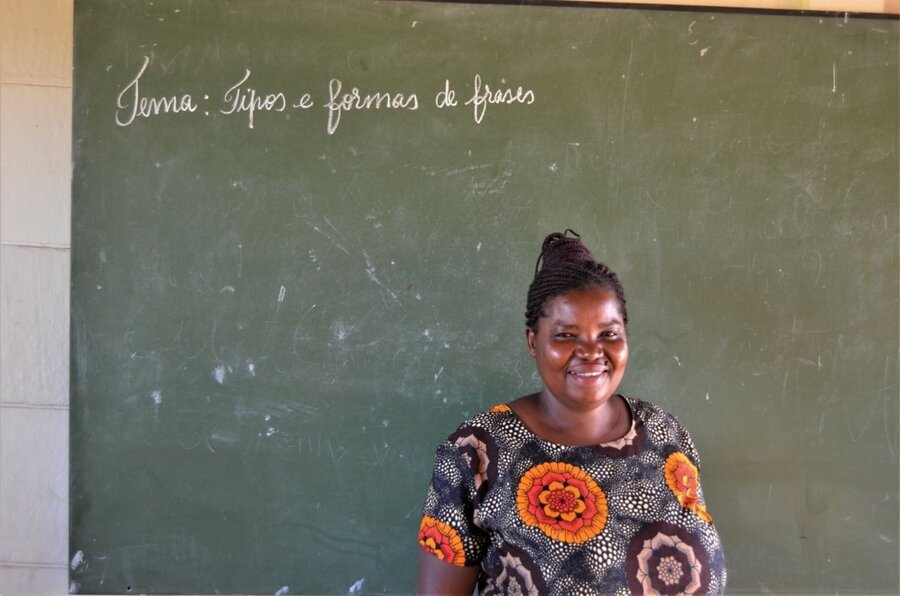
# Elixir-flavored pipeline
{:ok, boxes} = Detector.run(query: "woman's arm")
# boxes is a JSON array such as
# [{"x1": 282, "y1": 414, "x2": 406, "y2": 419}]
[{"x1": 416, "y1": 550, "x2": 479, "y2": 596}]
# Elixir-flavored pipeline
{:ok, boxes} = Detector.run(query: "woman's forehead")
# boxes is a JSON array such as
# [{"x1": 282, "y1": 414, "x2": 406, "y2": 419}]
[{"x1": 542, "y1": 287, "x2": 624, "y2": 322}]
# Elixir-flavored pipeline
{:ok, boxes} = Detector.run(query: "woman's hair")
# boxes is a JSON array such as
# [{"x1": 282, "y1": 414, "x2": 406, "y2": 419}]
[{"x1": 524, "y1": 229, "x2": 628, "y2": 330}]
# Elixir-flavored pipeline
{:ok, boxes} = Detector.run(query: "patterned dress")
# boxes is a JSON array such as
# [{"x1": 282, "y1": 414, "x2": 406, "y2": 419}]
[{"x1": 418, "y1": 396, "x2": 727, "y2": 595}]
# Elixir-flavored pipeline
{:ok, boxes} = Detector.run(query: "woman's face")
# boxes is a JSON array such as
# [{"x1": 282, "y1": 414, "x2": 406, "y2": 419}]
[{"x1": 526, "y1": 286, "x2": 629, "y2": 412}]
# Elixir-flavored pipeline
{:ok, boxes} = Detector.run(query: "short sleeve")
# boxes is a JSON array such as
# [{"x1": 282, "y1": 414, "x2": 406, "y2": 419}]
[
  {"x1": 674, "y1": 419, "x2": 702, "y2": 467},
  {"x1": 418, "y1": 439, "x2": 489, "y2": 567},
  {"x1": 669, "y1": 415, "x2": 713, "y2": 516}
]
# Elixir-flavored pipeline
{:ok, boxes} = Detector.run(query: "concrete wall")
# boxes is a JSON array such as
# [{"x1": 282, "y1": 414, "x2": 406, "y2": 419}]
[{"x1": 0, "y1": 0, "x2": 72, "y2": 593}]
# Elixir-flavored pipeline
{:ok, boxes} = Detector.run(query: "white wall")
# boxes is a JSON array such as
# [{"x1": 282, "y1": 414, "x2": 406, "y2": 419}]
[{"x1": 0, "y1": 0, "x2": 73, "y2": 593}]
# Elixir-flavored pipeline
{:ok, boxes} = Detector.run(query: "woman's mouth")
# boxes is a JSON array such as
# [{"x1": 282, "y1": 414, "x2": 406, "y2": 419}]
[{"x1": 568, "y1": 369, "x2": 608, "y2": 379}]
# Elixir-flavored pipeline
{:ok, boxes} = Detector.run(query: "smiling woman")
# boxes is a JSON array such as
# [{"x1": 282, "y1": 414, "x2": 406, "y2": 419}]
[
  {"x1": 524, "y1": 286, "x2": 630, "y2": 444},
  {"x1": 416, "y1": 230, "x2": 727, "y2": 595}
]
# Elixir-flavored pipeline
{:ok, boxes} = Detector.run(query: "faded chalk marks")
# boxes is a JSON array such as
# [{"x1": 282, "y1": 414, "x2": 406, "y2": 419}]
[
  {"x1": 362, "y1": 250, "x2": 401, "y2": 306},
  {"x1": 209, "y1": 359, "x2": 259, "y2": 387},
  {"x1": 70, "y1": 550, "x2": 86, "y2": 570},
  {"x1": 262, "y1": 414, "x2": 277, "y2": 438},
  {"x1": 330, "y1": 319, "x2": 354, "y2": 345},
  {"x1": 348, "y1": 578, "x2": 365, "y2": 594}
]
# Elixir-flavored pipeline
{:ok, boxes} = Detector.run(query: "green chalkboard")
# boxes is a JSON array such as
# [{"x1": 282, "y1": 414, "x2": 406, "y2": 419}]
[{"x1": 70, "y1": 1, "x2": 899, "y2": 593}]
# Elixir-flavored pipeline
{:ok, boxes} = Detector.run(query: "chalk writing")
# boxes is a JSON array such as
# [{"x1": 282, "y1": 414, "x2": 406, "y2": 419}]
[
  {"x1": 116, "y1": 55, "x2": 198, "y2": 126},
  {"x1": 113, "y1": 56, "x2": 536, "y2": 134},
  {"x1": 465, "y1": 74, "x2": 536, "y2": 124},
  {"x1": 219, "y1": 69, "x2": 290, "y2": 129},
  {"x1": 435, "y1": 79, "x2": 458, "y2": 108},
  {"x1": 325, "y1": 78, "x2": 419, "y2": 135}
]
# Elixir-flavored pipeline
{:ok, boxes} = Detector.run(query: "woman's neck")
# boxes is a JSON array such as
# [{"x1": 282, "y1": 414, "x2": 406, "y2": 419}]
[{"x1": 511, "y1": 392, "x2": 631, "y2": 447}]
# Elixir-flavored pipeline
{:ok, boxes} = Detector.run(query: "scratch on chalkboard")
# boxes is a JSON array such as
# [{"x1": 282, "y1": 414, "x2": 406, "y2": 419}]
[
  {"x1": 363, "y1": 250, "x2": 401, "y2": 305},
  {"x1": 438, "y1": 163, "x2": 495, "y2": 177},
  {"x1": 879, "y1": 355, "x2": 897, "y2": 459},
  {"x1": 210, "y1": 320, "x2": 222, "y2": 363},
  {"x1": 621, "y1": 38, "x2": 633, "y2": 120},
  {"x1": 310, "y1": 219, "x2": 351, "y2": 255}
]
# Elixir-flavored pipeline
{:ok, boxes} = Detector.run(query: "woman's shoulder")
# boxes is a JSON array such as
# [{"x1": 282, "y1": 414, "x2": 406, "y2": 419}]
[
  {"x1": 623, "y1": 395, "x2": 678, "y2": 423},
  {"x1": 448, "y1": 403, "x2": 516, "y2": 434},
  {"x1": 433, "y1": 403, "x2": 515, "y2": 441},
  {"x1": 430, "y1": 404, "x2": 519, "y2": 462},
  {"x1": 622, "y1": 396, "x2": 699, "y2": 456}
]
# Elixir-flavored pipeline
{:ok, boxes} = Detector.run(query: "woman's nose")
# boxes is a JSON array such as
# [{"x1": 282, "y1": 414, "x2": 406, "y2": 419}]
[{"x1": 576, "y1": 340, "x2": 603, "y2": 360}]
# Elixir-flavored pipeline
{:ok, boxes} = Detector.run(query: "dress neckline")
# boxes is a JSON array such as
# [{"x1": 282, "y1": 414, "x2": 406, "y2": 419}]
[{"x1": 502, "y1": 395, "x2": 637, "y2": 449}]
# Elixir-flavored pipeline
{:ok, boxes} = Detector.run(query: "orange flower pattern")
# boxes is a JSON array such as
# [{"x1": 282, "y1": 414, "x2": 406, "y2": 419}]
[
  {"x1": 418, "y1": 516, "x2": 466, "y2": 566},
  {"x1": 664, "y1": 452, "x2": 713, "y2": 522},
  {"x1": 516, "y1": 462, "x2": 607, "y2": 543},
  {"x1": 418, "y1": 397, "x2": 726, "y2": 593}
]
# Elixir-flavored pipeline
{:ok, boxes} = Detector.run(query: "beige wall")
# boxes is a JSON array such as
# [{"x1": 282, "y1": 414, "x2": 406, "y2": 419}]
[{"x1": 0, "y1": 0, "x2": 72, "y2": 593}]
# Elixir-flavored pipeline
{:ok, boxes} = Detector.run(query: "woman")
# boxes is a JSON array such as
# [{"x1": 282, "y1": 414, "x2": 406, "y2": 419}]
[{"x1": 417, "y1": 230, "x2": 726, "y2": 595}]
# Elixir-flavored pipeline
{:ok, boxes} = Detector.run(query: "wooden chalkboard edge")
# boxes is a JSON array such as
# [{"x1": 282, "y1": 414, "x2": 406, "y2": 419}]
[
  {"x1": 407, "y1": 0, "x2": 900, "y2": 17},
  {"x1": 556, "y1": 0, "x2": 899, "y2": 15}
]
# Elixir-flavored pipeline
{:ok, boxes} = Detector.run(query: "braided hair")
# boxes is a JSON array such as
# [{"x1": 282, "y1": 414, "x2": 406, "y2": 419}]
[{"x1": 524, "y1": 230, "x2": 628, "y2": 331}]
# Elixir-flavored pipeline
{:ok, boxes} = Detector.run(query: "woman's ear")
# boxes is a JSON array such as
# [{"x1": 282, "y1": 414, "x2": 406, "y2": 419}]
[{"x1": 525, "y1": 328, "x2": 536, "y2": 357}]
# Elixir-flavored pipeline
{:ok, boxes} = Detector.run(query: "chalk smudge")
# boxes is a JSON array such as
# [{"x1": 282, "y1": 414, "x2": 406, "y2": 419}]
[
  {"x1": 213, "y1": 364, "x2": 226, "y2": 384},
  {"x1": 70, "y1": 550, "x2": 85, "y2": 570}
]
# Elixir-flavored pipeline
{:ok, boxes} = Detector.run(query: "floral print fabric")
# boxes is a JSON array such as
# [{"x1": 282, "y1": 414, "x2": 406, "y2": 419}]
[
  {"x1": 516, "y1": 462, "x2": 608, "y2": 543},
  {"x1": 418, "y1": 396, "x2": 726, "y2": 595}
]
